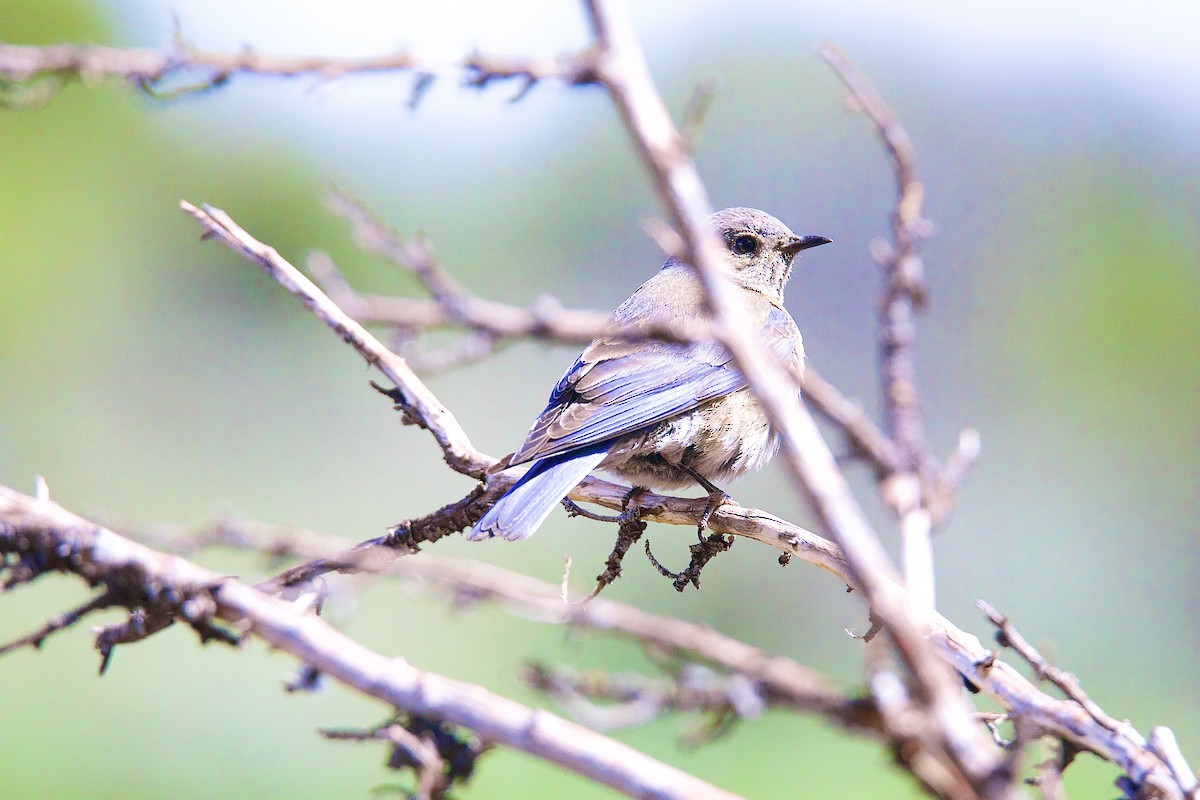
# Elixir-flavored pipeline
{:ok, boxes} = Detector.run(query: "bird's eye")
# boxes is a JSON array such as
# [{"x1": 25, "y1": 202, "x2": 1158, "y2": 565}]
[{"x1": 731, "y1": 234, "x2": 759, "y2": 256}]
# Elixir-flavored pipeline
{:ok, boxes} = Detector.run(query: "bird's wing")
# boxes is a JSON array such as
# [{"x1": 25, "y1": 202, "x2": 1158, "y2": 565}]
[{"x1": 509, "y1": 306, "x2": 799, "y2": 465}]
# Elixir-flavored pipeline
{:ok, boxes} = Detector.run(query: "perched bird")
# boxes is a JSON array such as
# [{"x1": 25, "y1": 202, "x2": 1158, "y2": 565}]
[{"x1": 467, "y1": 207, "x2": 829, "y2": 542}]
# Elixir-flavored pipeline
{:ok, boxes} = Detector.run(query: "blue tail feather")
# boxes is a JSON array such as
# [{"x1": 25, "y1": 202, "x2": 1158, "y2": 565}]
[{"x1": 467, "y1": 445, "x2": 610, "y2": 541}]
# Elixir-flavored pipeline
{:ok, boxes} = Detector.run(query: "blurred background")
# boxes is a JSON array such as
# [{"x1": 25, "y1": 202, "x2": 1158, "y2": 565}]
[{"x1": 1, "y1": 1, "x2": 1196, "y2": 797}]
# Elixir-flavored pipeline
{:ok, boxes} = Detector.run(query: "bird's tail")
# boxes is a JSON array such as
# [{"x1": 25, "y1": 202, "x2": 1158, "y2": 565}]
[{"x1": 467, "y1": 445, "x2": 610, "y2": 541}]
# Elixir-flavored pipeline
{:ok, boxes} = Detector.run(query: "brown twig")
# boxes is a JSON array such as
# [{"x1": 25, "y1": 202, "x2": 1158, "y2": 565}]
[
  {"x1": 178, "y1": 199, "x2": 852, "y2": 581},
  {"x1": 800, "y1": 369, "x2": 902, "y2": 474},
  {"x1": 0, "y1": 42, "x2": 600, "y2": 104},
  {"x1": 323, "y1": 723, "x2": 448, "y2": 800},
  {"x1": 583, "y1": 3, "x2": 1001, "y2": 793},
  {"x1": 820, "y1": 41, "x2": 940, "y2": 612},
  {"x1": 170, "y1": 180, "x2": 1194, "y2": 800},
  {"x1": 819, "y1": 41, "x2": 929, "y2": 467},
  {"x1": 181, "y1": 200, "x2": 490, "y2": 478},
  {"x1": 161, "y1": 515, "x2": 871, "y2": 727},
  {"x1": 978, "y1": 600, "x2": 1126, "y2": 734},
  {"x1": 524, "y1": 663, "x2": 685, "y2": 732},
  {"x1": 320, "y1": 716, "x2": 480, "y2": 800},
  {"x1": 0, "y1": 485, "x2": 741, "y2": 800},
  {"x1": 307, "y1": 249, "x2": 611, "y2": 349},
  {"x1": 325, "y1": 190, "x2": 469, "y2": 312},
  {"x1": 679, "y1": 74, "x2": 721, "y2": 153},
  {"x1": 524, "y1": 661, "x2": 782, "y2": 743},
  {"x1": 1028, "y1": 737, "x2": 1072, "y2": 800},
  {"x1": 315, "y1": 191, "x2": 728, "y2": 349},
  {"x1": 0, "y1": 593, "x2": 114, "y2": 655},
  {"x1": 927, "y1": 428, "x2": 982, "y2": 527}
]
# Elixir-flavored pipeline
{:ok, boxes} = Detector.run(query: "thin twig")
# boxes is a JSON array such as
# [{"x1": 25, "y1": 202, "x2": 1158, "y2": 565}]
[
  {"x1": 180, "y1": 200, "x2": 488, "y2": 478},
  {"x1": 679, "y1": 74, "x2": 720, "y2": 153},
  {"x1": 307, "y1": 248, "x2": 612, "y2": 347},
  {"x1": 0, "y1": 485, "x2": 742, "y2": 800},
  {"x1": 0, "y1": 42, "x2": 600, "y2": 101},
  {"x1": 156, "y1": 515, "x2": 875, "y2": 729},
  {"x1": 179, "y1": 199, "x2": 852, "y2": 581},
  {"x1": 978, "y1": 600, "x2": 1126, "y2": 734},
  {"x1": 523, "y1": 662, "x2": 772, "y2": 741},
  {"x1": 170, "y1": 189, "x2": 1190, "y2": 798},
  {"x1": 326, "y1": 191, "x2": 470, "y2": 312},
  {"x1": 800, "y1": 369, "x2": 902, "y2": 474},
  {"x1": 321, "y1": 720, "x2": 463, "y2": 800},
  {"x1": 584, "y1": 3, "x2": 1000, "y2": 792},
  {"x1": 0, "y1": 593, "x2": 114, "y2": 655},
  {"x1": 820, "y1": 41, "x2": 938, "y2": 612}
]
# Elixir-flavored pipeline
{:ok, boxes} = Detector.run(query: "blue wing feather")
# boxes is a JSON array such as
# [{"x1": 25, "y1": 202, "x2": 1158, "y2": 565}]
[{"x1": 510, "y1": 305, "x2": 798, "y2": 465}]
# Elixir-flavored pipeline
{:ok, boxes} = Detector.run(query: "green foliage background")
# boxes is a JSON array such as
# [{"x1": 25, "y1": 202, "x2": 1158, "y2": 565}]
[{"x1": 1, "y1": 2, "x2": 1195, "y2": 798}]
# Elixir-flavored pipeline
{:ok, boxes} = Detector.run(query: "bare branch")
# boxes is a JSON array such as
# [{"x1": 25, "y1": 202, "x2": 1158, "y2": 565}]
[
  {"x1": 799, "y1": 369, "x2": 902, "y2": 474},
  {"x1": 179, "y1": 200, "x2": 489, "y2": 477},
  {"x1": 325, "y1": 190, "x2": 470, "y2": 312},
  {"x1": 979, "y1": 600, "x2": 1128, "y2": 735},
  {"x1": 0, "y1": 42, "x2": 599, "y2": 104},
  {"x1": 0, "y1": 593, "x2": 114, "y2": 655},
  {"x1": 927, "y1": 429, "x2": 982, "y2": 527},
  {"x1": 819, "y1": 40, "x2": 930, "y2": 465},
  {"x1": 524, "y1": 662, "x2": 772, "y2": 741},
  {"x1": 147, "y1": 494, "x2": 1191, "y2": 798},
  {"x1": 580, "y1": 3, "x2": 1000, "y2": 792},
  {"x1": 147, "y1": 515, "x2": 876, "y2": 731},
  {"x1": 820, "y1": 41, "x2": 942, "y2": 611},
  {"x1": 307, "y1": 248, "x2": 608, "y2": 345},
  {"x1": 0, "y1": 485, "x2": 741, "y2": 800},
  {"x1": 170, "y1": 181, "x2": 1189, "y2": 800}
]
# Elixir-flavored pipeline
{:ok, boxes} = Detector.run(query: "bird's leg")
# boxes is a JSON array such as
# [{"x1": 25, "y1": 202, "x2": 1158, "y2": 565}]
[
  {"x1": 619, "y1": 485, "x2": 652, "y2": 518},
  {"x1": 673, "y1": 462, "x2": 734, "y2": 537}
]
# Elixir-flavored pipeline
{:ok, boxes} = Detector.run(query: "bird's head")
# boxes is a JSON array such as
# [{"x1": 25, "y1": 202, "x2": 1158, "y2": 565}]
[{"x1": 709, "y1": 207, "x2": 830, "y2": 301}]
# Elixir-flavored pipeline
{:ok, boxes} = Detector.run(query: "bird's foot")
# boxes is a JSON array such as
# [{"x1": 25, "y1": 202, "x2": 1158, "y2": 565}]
[
  {"x1": 620, "y1": 485, "x2": 652, "y2": 520},
  {"x1": 671, "y1": 462, "x2": 734, "y2": 537},
  {"x1": 696, "y1": 488, "x2": 737, "y2": 538}
]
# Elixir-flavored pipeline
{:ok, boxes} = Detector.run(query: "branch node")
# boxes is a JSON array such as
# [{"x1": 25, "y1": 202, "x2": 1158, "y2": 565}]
[{"x1": 590, "y1": 497, "x2": 652, "y2": 597}]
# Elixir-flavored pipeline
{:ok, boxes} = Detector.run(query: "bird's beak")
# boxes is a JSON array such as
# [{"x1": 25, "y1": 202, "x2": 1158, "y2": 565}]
[{"x1": 781, "y1": 235, "x2": 832, "y2": 256}]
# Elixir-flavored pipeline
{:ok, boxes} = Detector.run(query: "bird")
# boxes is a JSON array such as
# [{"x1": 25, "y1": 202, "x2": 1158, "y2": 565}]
[{"x1": 466, "y1": 207, "x2": 829, "y2": 542}]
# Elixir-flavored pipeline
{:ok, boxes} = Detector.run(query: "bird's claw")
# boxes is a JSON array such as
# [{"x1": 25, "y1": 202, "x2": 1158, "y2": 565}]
[
  {"x1": 620, "y1": 485, "x2": 652, "y2": 522},
  {"x1": 696, "y1": 489, "x2": 735, "y2": 538}
]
